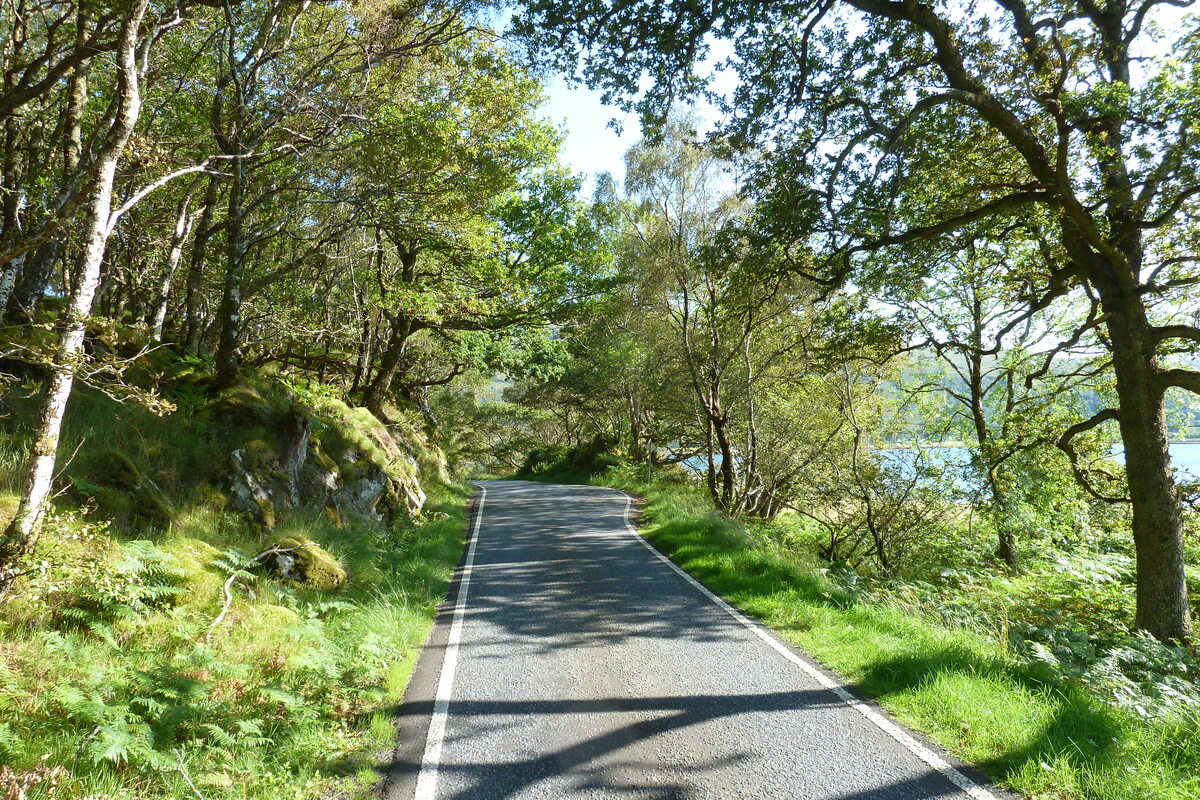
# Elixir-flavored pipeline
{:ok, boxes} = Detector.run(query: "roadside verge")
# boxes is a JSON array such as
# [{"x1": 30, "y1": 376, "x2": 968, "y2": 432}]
[{"x1": 586, "y1": 473, "x2": 1198, "y2": 800}]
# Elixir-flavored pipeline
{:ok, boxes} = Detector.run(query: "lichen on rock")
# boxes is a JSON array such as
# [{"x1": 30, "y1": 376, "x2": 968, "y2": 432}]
[
  {"x1": 229, "y1": 449, "x2": 276, "y2": 530},
  {"x1": 220, "y1": 384, "x2": 443, "y2": 532},
  {"x1": 301, "y1": 396, "x2": 434, "y2": 519}
]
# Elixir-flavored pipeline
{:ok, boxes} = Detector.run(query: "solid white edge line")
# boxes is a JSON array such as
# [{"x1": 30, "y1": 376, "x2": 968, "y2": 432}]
[
  {"x1": 615, "y1": 491, "x2": 1000, "y2": 800},
  {"x1": 414, "y1": 485, "x2": 487, "y2": 800}
]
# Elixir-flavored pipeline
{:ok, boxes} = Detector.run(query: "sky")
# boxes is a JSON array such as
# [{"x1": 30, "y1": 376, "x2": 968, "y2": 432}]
[
  {"x1": 540, "y1": 77, "x2": 639, "y2": 191},
  {"x1": 536, "y1": 41, "x2": 736, "y2": 195},
  {"x1": 527, "y1": 6, "x2": 1188, "y2": 197},
  {"x1": 484, "y1": 5, "x2": 643, "y2": 192}
]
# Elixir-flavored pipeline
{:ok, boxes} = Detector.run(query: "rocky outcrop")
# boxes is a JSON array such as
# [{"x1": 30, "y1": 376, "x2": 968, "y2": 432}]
[
  {"x1": 223, "y1": 388, "x2": 443, "y2": 533},
  {"x1": 206, "y1": 384, "x2": 276, "y2": 427},
  {"x1": 278, "y1": 408, "x2": 310, "y2": 508},
  {"x1": 302, "y1": 396, "x2": 431, "y2": 520},
  {"x1": 229, "y1": 449, "x2": 276, "y2": 529}
]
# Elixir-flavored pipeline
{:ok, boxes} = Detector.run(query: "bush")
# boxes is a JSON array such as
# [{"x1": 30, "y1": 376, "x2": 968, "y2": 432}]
[{"x1": 518, "y1": 435, "x2": 621, "y2": 477}]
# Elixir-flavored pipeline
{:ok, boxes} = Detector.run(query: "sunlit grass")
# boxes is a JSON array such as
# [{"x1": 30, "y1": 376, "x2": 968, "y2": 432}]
[
  {"x1": 0, "y1": 385, "x2": 470, "y2": 799},
  {"x1": 585, "y1": 468, "x2": 1200, "y2": 800}
]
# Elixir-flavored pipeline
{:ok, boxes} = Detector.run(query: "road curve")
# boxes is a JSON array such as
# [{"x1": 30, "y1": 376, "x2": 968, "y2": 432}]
[{"x1": 384, "y1": 480, "x2": 1007, "y2": 800}]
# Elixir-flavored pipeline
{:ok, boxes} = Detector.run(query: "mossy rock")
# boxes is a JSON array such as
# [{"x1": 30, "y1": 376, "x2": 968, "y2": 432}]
[
  {"x1": 240, "y1": 433, "x2": 280, "y2": 467},
  {"x1": 206, "y1": 384, "x2": 275, "y2": 427},
  {"x1": 304, "y1": 397, "x2": 407, "y2": 479},
  {"x1": 267, "y1": 536, "x2": 346, "y2": 591},
  {"x1": 312, "y1": 440, "x2": 340, "y2": 478},
  {"x1": 190, "y1": 485, "x2": 229, "y2": 509},
  {"x1": 323, "y1": 503, "x2": 345, "y2": 528},
  {"x1": 89, "y1": 450, "x2": 175, "y2": 528}
]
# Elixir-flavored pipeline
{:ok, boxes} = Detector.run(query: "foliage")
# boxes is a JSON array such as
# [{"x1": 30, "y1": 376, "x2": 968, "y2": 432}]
[
  {"x1": 518, "y1": 435, "x2": 623, "y2": 477},
  {"x1": 0, "y1": 374, "x2": 471, "y2": 799},
  {"x1": 514, "y1": 0, "x2": 1200, "y2": 641}
]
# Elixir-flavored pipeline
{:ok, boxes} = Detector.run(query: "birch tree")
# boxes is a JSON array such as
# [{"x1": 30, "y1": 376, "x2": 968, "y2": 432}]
[{"x1": 0, "y1": 0, "x2": 221, "y2": 587}]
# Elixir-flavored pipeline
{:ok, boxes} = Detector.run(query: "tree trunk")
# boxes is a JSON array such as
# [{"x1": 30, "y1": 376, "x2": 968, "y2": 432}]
[
  {"x1": 215, "y1": 157, "x2": 247, "y2": 388},
  {"x1": 0, "y1": 0, "x2": 147, "y2": 587},
  {"x1": 0, "y1": 255, "x2": 21, "y2": 311},
  {"x1": 184, "y1": 177, "x2": 218, "y2": 354},
  {"x1": 963, "y1": 316, "x2": 1020, "y2": 572},
  {"x1": 8, "y1": 240, "x2": 60, "y2": 321},
  {"x1": 350, "y1": 315, "x2": 374, "y2": 394},
  {"x1": 1107, "y1": 298, "x2": 1191, "y2": 642},
  {"x1": 363, "y1": 244, "x2": 418, "y2": 414},
  {"x1": 627, "y1": 387, "x2": 646, "y2": 461},
  {"x1": 0, "y1": 81, "x2": 24, "y2": 313},
  {"x1": 711, "y1": 408, "x2": 735, "y2": 511},
  {"x1": 349, "y1": 245, "x2": 377, "y2": 394},
  {"x1": 741, "y1": 335, "x2": 761, "y2": 515},
  {"x1": 7, "y1": 52, "x2": 89, "y2": 322},
  {"x1": 362, "y1": 318, "x2": 413, "y2": 416},
  {"x1": 991, "y1": 482, "x2": 1019, "y2": 571},
  {"x1": 149, "y1": 190, "x2": 200, "y2": 341},
  {"x1": 703, "y1": 412, "x2": 718, "y2": 504}
]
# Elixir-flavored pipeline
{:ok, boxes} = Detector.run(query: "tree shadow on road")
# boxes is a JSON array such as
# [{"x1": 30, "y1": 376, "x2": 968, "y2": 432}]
[{"x1": 384, "y1": 688, "x2": 980, "y2": 800}]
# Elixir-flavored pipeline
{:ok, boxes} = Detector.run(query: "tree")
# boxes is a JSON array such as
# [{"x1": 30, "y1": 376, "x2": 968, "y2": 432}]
[
  {"x1": 336, "y1": 36, "x2": 612, "y2": 415},
  {"x1": 886, "y1": 228, "x2": 1107, "y2": 569},
  {"x1": 205, "y1": 0, "x2": 444, "y2": 388},
  {"x1": 0, "y1": 1, "x2": 609, "y2": 590},
  {"x1": 618, "y1": 119, "x2": 822, "y2": 514},
  {"x1": 515, "y1": 0, "x2": 1200, "y2": 642},
  {"x1": 0, "y1": 0, "x2": 217, "y2": 586}
]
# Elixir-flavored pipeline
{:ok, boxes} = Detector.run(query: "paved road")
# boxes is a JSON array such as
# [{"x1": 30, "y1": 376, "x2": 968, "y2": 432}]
[{"x1": 385, "y1": 481, "x2": 1005, "y2": 800}]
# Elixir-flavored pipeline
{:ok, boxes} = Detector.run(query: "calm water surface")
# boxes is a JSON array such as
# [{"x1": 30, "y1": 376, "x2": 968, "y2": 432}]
[{"x1": 686, "y1": 442, "x2": 1200, "y2": 485}]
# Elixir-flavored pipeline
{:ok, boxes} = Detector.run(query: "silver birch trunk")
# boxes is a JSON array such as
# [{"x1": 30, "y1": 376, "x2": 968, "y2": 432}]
[
  {"x1": 150, "y1": 198, "x2": 199, "y2": 341},
  {"x1": 0, "y1": 0, "x2": 148, "y2": 581},
  {"x1": 0, "y1": 254, "x2": 21, "y2": 311}
]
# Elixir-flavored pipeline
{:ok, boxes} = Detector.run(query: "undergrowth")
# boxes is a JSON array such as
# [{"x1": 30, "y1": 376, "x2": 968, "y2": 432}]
[
  {"x1": 569, "y1": 464, "x2": 1200, "y2": 800},
  {"x1": 0, "y1": 382, "x2": 470, "y2": 800}
]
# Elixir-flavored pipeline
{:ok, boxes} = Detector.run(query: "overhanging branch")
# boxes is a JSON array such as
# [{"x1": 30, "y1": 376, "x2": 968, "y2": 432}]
[{"x1": 1055, "y1": 408, "x2": 1129, "y2": 504}]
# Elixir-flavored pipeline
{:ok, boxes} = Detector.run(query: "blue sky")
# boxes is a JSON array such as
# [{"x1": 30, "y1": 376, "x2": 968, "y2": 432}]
[
  {"x1": 486, "y1": 5, "x2": 641, "y2": 190},
  {"x1": 535, "y1": 40, "x2": 735, "y2": 195},
  {"x1": 489, "y1": 3, "x2": 736, "y2": 195}
]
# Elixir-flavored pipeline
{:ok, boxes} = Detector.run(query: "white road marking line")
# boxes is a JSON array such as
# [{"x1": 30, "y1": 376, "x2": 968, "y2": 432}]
[
  {"x1": 414, "y1": 485, "x2": 487, "y2": 800},
  {"x1": 615, "y1": 492, "x2": 1000, "y2": 800}
]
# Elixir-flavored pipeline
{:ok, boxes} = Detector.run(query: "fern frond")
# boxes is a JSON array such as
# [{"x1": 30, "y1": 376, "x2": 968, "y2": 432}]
[{"x1": 197, "y1": 722, "x2": 236, "y2": 747}]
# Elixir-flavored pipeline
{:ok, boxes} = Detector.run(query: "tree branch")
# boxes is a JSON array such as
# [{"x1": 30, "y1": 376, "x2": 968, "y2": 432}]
[{"x1": 1055, "y1": 408, "x2": 1129, "y2": 503}]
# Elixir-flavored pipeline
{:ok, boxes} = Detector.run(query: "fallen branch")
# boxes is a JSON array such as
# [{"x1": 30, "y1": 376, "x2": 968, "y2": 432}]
[
  {"x1": 203, "y1": 543, "x2": 318, "y2": 639},
  {"x1": 173, "y1": 747, "x2": 205, "y2": 800}
]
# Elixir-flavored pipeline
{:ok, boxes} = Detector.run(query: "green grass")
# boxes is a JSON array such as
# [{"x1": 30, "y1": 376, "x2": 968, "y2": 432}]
[
  {"x1": 0, "y1": 484, "x2": 470, "y2": 800},
  {"x1": 0, "y1": 377, "x2": 471, "y2": 800},
  {"x1": 569, "y1": 468, "x2": 1200, "y2": 800}
]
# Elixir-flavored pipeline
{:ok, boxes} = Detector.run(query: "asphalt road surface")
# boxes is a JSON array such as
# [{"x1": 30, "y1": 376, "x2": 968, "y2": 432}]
[{"x1": 385, "y1": 480, "x2": 1007, "y2": 800}]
